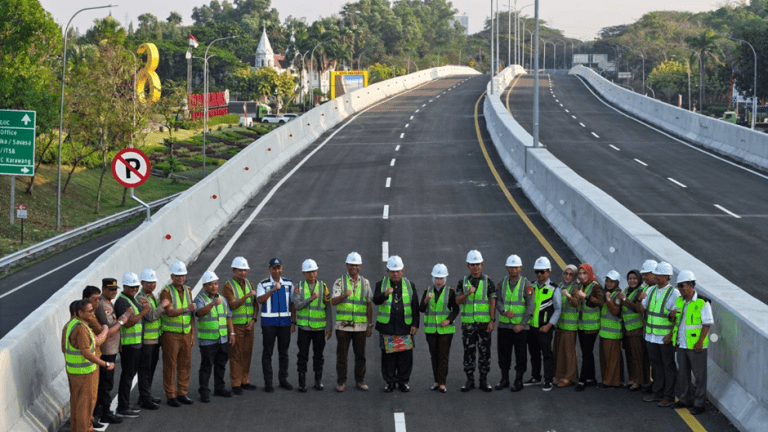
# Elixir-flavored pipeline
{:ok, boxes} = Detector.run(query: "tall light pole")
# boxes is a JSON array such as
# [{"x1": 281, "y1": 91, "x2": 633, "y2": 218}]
[
  {"x1": 57, "y1": 4, "x2": 116, "y2": 231},
  {"x1": 728, "y1": 36, "x2": 758, "y2": 130},
  {"x1": 524, "y1": 29, "x2": 533, "y2": 70},
  {"x1": 496, "y1": 0, "x2": 500, "y2": 69},
  {"x1": 533, "y1": 0, "x2": 540, "y2": 148},
  {"x1": 309, "y1": 41, "x2": 326, "y2": 108},
  {"x1": 203, "y1": 35, "x2": 236, "y2": 178},
  {"x1": 556, "y1": 40, "x2": 565, "y2": 69},
  {"x1": 490, "y1": 0, "x2": 494, "y2": 93},
  {"x1": 682, "y1": 47, "x2": 702, "y2": 110},
  {"x1": 516, "y1": 5, "x2": 533, "y2": 66},
  {"x1": 506, "y1": 1, "x2": 514, "y2": 68}
]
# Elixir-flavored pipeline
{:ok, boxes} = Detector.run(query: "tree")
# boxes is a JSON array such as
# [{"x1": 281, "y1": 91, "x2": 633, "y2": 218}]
[
  {"x1": 686, "y1": 29, "x2": 723, "y2": 108},
  {"x1": 275, "y1": 71, "x2": 296, "y2": 112},
  {"x1": 253, "y1": 67, "x2": 279, "y2": 102},
  {"x1": 648, "y1": 60, "x2": 689, "y2": 102}
]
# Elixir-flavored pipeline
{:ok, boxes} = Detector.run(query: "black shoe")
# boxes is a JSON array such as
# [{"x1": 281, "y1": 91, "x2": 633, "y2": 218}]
[
  {"x1": 690, "y1": 406, "x2": 706, "y2": 415},
  {"x1": 439, "y1": 386, "x2": 447, "y2": 393},
  {"x1": 461, "y1": 378, "x2": 475, "y2": 392},
  {"x1": 177, "y1": 394, "x2": 194, "y2": 405},
  {"x1": 116, "y1": 408, "x2": 140, "y2": 418},
  {"x1": 399, "y1": 383, "x2": 410, "y2": 393},
  {"x1": 314, "y1": 372, "x2": 324, "y2": 391},
  {"x1": 523, "y1": 377, "x2": 541, "y2": 386},
  {"x1": 575, "y1": 382, "x2": 586, "y2": 392},
  {"x1": 232, "y1": 386, "x2": 243, "y2": 395},
  {"x1": 584, "y1": 379, "x2": 597, "y2": 387},
  {"x1": 264, "y1": 385, "x2": 274, "y2": 393},
  {"x1": 128, "y1": 405, "x2": 141, "y2": 412},
  {"x1": 384, "y1": 383, "x2": 396, "y2": 393},
  {"x1": 542, "y1": 382, "x2": 553, "y2": 392},
  {"x1": 511, "y1": 379, "x2": 523, "y2": 392},
  {"x1": 151, "y1": 396, "x2": 161, "y2": 404},
  {"x1": 100, "y1": 413, "x2": 123, "y2": 424},
  {"x1": 495, "y1": 379, "x2": 510, "y2": 390},
  {"x1": 200, "y1": 393, "x2": 210, "y2": 403},
  {"x1": 279, "y1": 380, "x2": 293, "y2": 390},
  {"x1": 214, "y1": 389, "x2": 233, "y2": 397},
  {"x1": 166, "y1": 398, "x2": 181, "y2": 408},
  {"x1": 479, "y1": 380, "x2": 493, "y2": 392},
  {"x1": 241, "y1": 383, "x2": 258, "y2": 390},
  {"x1": 139, "y1": 400, "x2": 160, "y2": 410},
  {"x1": 298, "y1": 372, "x2": 307, "y2": 393},
  {"x1": 92, "y1": 419, "x2": 106, "y2": 430}
]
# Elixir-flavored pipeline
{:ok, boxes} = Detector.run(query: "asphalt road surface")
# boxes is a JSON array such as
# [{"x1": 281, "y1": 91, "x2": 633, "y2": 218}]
[
  {"x1": 504, "y1": 74, "x2": 768, "y2": 306},
  {"x1": 49, "y1": 75, "x2": 733, "y2": 432}
]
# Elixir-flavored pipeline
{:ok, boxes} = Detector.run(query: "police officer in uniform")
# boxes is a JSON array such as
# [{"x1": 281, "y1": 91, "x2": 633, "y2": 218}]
[
  {"x1": 495, "y1": 255, "x2": 534, "y2": 392},
  {"x1": 256, "y1": 258, "x2": 294, "y2": 392},
  {"x1": 161, "y1": 261, "x2": 197, "y2": 407},
  {"x1": 94, "y1": 278, "x2": 131, "y2": 424},
  {"x1": 221, "y1": 257, "x2": 258, "y2": 394},
  {"x1": 195, "y1": 271, "x2": 235, "y2": 402},
  {"x1": 525, "y1": 257, "x2": 561, "y2": 391}
]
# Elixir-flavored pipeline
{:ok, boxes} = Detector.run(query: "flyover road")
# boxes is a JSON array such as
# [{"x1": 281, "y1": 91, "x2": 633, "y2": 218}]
[
  {"x1": 74, "y1": 75, "x2": 731, "y2": 432},
  {"x1": 505, "y1": 74, "x2": 768, "y2": 305}
]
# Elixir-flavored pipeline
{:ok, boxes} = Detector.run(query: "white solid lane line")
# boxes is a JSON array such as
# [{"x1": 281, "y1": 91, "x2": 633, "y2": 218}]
[
  {"x1": 714, "y1": 204, "x2": 741, "y2": 218},
  {"x1": 391, "y1": 158, "x2": 396, "y2": 166},
  {"x1": 394, "y1": 413, "x2": 406, "y2": 432},
  {"x1": 592, "y1": 132, "x2": 600, "y2": 138},
  {"x1": 609, "y1": 144, "x2": 620, "y2": 151},
  {"x1": 395, "y1": 145, "x2": 400, "y2": 151},
  {"x1": 668, "y1": 178, "x2": 688, "y2": 188},
  {"x1": 382, "y1": 242, "x2": 389, "y2": 262},
  {"x1": 386, "y1": 177, "x2": 391, "y2": 188},
  {"x1": 634, "y1": 159, "x2": 648, "y2": 167},
  {"x1": 383, "y1": 205, "x2": 389, "y2": 219}
]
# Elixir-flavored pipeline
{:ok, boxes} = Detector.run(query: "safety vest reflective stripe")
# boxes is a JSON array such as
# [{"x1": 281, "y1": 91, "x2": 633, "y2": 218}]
[
  {"x1": 336, "y1": 275, "x2": 368, "y2": 323},
  {"x1": 296, "y1": 281, "x2": 327, "y2": 329},
  {"x1": 461, "y1": 276, "x2": 491, "y2": 323},
  {"x1": 161, "y1": 285, "x2": 192, "y2": 334},
  {"x1": 599, "y1": 291, "x2": 623, "y2": 339},
  {"x1": 143, "y1": 294, "x2": 161, "y2": 340},
  {"x1": 64, "y1": 319, "x2": 98, "y2": 374},
  {"x1": 377, "y1": 278, "x2": 413, "y2": 325},
  {"x1": 578, "y1": 282, "x2": 600, "y2": 330},
  {"x1": 672, "y1": 297, "x2": 709, "y2": 348},
  {"x1": 620, "y1": 287, "x2": 644, "y2": 332},
  {"x1": 230, "y1": 279, "x2": 254, "y2": 324},
  {"x1": 557, "y1": 282, "x2": 579, "y2": 331},
  {"x1": 424, "y1": 286, "x2": 455, "y2": 334},
  {"x1": 498, "y1": 277, "x2": 526, "y2": 325},
  {"x1": 645, "y1": 285, "x2": 674, "y2": 336},
  {"x1": 117, "y1": 293, "x2": 143, "y2": 345},
  {"x1": 196, "y1": 292, "x2": 228, "y2": 340}
]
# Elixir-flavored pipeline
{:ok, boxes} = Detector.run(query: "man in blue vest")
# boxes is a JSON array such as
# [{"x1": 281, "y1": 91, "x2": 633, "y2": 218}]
[
  {"x1": 256, "y1": 258, "x2": 294, "y2": 392},
  {"x1": 114, "y1": 272, "x2": 151, "y2": 418},
  {"x1": 373, "y1": 256, "x2": 420, "y2": 392},
  {"x1": 195, "y1": 271, "x2": 235, "y2": 402}
]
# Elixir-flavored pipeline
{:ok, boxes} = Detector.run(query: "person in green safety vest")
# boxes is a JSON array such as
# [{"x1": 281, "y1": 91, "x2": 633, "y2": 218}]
[
  {"x1": 135, "y1": 268, "x2": 170, "y2": 410},
  {"x1": 373, "y1": 255, "x2": 420, "y2": 393},
  {"x1": 525, "y1": 257, "x2": 561, "y2": 392},
  {"x1": 668, "y1": 270, "x2": 712, "y2": 416},
  {"x1": 221, "y1": 256, "x2": 259, "y2": 394},
  {"x1": 194, "y1": 271, "x2": 235, "y2": 402},
  {"x1": 114, "y1": 272, "x2": 151, "y2": 418},
  {"x1": 419, "y1": 263, "x2": 459, "y2": 393},
  {"x1": 573, "y1": 263, "x2": 603, "y2": 392},
  {"x1": 554, "y1": 265, "x2": 579, "y2": 388},
  {"x1": 456, "y1": 250, "x2": 497, "y2": 392},
  {"x1": 638, "y1": 259, "x2": 658, "y2": 393},
  {"x1": 597, "y1": 270, "x2": 623, "y2": 390},
  {"x1": 620, "y1": 269, "x2": 647, "y2": 392}
]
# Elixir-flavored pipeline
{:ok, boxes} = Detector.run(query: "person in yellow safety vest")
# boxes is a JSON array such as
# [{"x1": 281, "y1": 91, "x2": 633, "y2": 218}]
[
  {"x1": 160, "y1": 261, "x2": 197, "y2": 407},
  {"x1": 113, "y1": 272, "x2": 151, "y2": 418},
  {"x1": 195, "y1": 271, "x2": 235, "y2": 402},
  {"x1": 135, "y1": 268, "x2": 170, "y2": 410},
  {"x1": 525, "y1": 257, "x2": 562, "y2": 392},
  {"x1": 419, "y1": 263, "x2": 459, "y2": 393},
  {"x1": 668, "y1": 270, "x2": 712, "y2": 416},
  {"x1": 290, "y1": 259, "x2": 332, "y2": 392},
  {"x1": 619, "y1": 269, "x2": 647, "y2": 392},
  {"x1": 456, "y1": 250, "x2": 497, "y2": 392},
  {"x1": 330, "y1": 252, "x2": 373, "y2": 392},
  {"x1": 597, "y1": 271, "x2": 624, "y2": 390},
  {"x1": 641, "y1": 261, "x2": 679, "y2": 407},
  {"x1": 573, "y1": 263, "x2": 604, "y2": 392},
  {"x1": 494, "y1": 255, "x2": 534, "y2": 393},
  {"x1": 62, "y1": 300, "x2": 110, "y2": 432},
  {"x1": 221, "y1": 256, "x2": 259, "y2": 395},
  {"x1": 373, "y1": 255, "x2": 420, "y2": 393},
  {"x1": 637, "y1": 259, "x2": 657, "y2": 393},
  {"x1": 554, "y1": 265, "x2": 580, "y2": 388}
]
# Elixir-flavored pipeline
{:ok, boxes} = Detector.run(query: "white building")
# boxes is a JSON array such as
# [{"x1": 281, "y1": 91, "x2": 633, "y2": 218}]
[{"x1": 451, "y1": 14, "x2": 469, "y2": 36}]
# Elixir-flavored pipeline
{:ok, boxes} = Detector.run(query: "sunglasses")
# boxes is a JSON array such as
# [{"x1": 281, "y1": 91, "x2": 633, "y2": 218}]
[{"x1": 535, "y1": 270, "x2": 548, "y2": 274}]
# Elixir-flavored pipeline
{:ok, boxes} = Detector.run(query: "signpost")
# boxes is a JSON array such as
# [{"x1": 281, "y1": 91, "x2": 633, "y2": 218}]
[
  {"x1": 16, "y1": 204, "x2": 27, "y2": 244},
  {"x1": 1, "y1": 109, "x2": 36, "y2": 225},
  {"x1": 111, "y1": 148, "x2": 153, "y2": 221}
]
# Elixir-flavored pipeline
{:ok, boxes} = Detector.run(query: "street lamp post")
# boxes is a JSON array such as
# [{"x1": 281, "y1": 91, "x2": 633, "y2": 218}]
[
  {"x1": 516, "y1": 5, "x2": 533, "y2": 66},
  {"x1": 203, "y1": 35, "x2": 236, "y2": 178},
  {"x1": 524, "y1": 29, "x2": 533, "y2": 70},
  {"x1": 682, "y1": 47, "x2": 702, "y2": 110},
  {"x1": 533, "y1": 0, "x2": 540, "y2": 148},
  {"x1": 728, "y1": 36, "x2": 758, "y2": 130},
  {"x1": 490, "y1": 0, "x2": 494, "y2": 93},
  {"x1": 57, "y1": 4, "x2": 116, "y2": 231},
  {"x1": 672, "y1": 55, "x2": 692, "y2": 111},
  {"x1": 309, "y1": 42, "x2": 327, "y2": 109},
  {"x1": 556, "y1": 40, "x2": 565, "y2": 69}
]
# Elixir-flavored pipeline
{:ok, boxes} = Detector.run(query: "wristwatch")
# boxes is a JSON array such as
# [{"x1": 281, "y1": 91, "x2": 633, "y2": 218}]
[
  {"x1": 118, "y1": 319, "x2": 125, "y2": 326},
  {"x1": 104, "y1": 362, "x2": 111, "y2": 368}
]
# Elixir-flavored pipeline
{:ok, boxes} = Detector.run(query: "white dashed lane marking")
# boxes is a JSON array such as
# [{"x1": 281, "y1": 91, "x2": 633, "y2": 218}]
[
  {"x1": 668, "y1": 178, "x2": 687, "y2": 188},
  {"x1": 714, "y1": 204, "x2": 741, "y2": 218},
  {"x1": 634, "y1": 159, "x2": 648, "y2": 167},
  {"x1": 386, "y1": 177, "x2": 391, "y2": 188}
]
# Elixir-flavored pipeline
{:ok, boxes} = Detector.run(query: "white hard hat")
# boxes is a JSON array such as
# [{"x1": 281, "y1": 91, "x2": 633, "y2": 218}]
[
  {"x1": 653, "y1": 261, "x2": 673, "y2": 276},
  {"x1": 302, "y1": 259, "x2": 319, "y2": 272},
  {"x1": 431, "y1": 263, "x2": 449, "y2": 278},
  {"x1": 505, "y1": 255, "x2": 522, "y2": 267},
  {"x1": 170, "y1": 261, "x2": 187, "y2": 275},
  {"x1": 387, "y1": 255, "x2": 404, "y2": 271},
  {"x1": 201, "y1": 270, "x2": 218, "y2": 284},
  {"x1": 641, "y1": 259, "x2": 658, "y2": 274},
  {"x1": 466, "y1": 250, "x2": 483, "y2": 264},
  {"x1": 606, "y1": 270, "x2": 620, "y2": 281},
  {"x1": 676, "y1": 270, "x2": 696, "y2": 285},
  {"x1": 122, "y1": 272, "x2": 140, "y2": 286},
  {"x1": 232, "y1": 256, "x2": 250, "y2": 270},
  {"x1": 140, "y1": 268, "x2": 158, "y2": 283},
  {"x1": 346, "y1": 252, "x2": 363, "y2": 265},
  {"x1": 533, "y1": 257, "x2": 551, "y2": 270}
]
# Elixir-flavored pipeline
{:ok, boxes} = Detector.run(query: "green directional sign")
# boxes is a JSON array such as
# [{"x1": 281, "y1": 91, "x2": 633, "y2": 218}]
[{"x1": 0, "y1": 109, "x2": 36, "y2": 176}]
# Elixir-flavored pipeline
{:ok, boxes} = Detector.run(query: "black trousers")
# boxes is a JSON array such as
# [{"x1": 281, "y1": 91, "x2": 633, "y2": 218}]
[
  {"x1": 426, "y1": 333, "x2": 453, "y2": 385},
  {"x1": 497, "y1": 328, "x2": 528, "y2": 375},
  {"x1": 117, "y1": 346, "x2": 141, "y2": 410},
  {"x1": 647, "y1": 340, "x2": 677, "y2": 401},
  {"x1": 577, "y1": 330, "x2": 598, "y2": 382},
  {"x1": 199, "y1": 342, "x2": 229, "y2": 395},
  {"x1": 262, "y1": 325, "x2": 291, "y2": 385},
  {"x1": 138, "y1": 343, "x2": 160, "y2": 402},
  {"x1": 528, "y1": 326, "x2": 555, "y2": 381},
  {"x1": 381, "y1": 349, "x2": 413, "y2": 385},
  {"x1": 297, "y1": 329, "x2": 326, "y2": 374},
  {"x1": 94, "y1": 353, "x2": 117, "y2": 417}
]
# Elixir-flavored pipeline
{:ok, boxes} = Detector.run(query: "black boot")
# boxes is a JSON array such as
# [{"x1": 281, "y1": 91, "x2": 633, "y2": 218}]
[
  {"x1": 298, "y1": 372, "x2": 307, "y2": 393},
  {"x1": 511, "y1": 372, "x2": 524, "y2": 392},
  {"x1": 461, "y1": 373, "x2": 475, "y2": 392},
  {"x1": 314, "y1": 371, "x2": 324, "y2": 390},
  {"x1": 479, "y1": 374, "x2": 493, "y2": 392},
  {"x1": 495, "y1": 371, "x2": 510, "y2": 390}
]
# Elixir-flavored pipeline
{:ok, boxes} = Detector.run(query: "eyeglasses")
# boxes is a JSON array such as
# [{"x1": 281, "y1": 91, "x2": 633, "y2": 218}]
[{"x1": 535, "y1": 270, "x2": 548, "y2": 274}]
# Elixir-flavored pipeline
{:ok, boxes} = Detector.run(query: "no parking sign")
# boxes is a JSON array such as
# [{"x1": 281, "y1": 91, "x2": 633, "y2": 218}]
[{"x1": 111, "y1": 148, "x2": 151, "y2": 188}]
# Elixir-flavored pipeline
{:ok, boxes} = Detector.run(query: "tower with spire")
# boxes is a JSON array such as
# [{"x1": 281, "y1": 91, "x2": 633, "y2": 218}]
[{"x1": 255, "y1": 25, "x2": 274, "y2": 68}]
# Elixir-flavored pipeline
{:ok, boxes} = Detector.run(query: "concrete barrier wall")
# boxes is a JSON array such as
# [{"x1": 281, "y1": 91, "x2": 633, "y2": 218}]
[
  {"x1": 486, "y1": 66, "x2": 768, "y2": 432},
  {"x1": 0, "y1": 66, "x2": 480, "y2": 432},
  {"x1": 570, "y1": 65, "x2": 768, "y2": 171}
]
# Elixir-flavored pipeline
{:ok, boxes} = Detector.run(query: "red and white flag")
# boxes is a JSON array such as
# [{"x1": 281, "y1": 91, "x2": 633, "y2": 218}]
[{"x1": 189, "y1": 33, "x2": 199, "y2": 48}]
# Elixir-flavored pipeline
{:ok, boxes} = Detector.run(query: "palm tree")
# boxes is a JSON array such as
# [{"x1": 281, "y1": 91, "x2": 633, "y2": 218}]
[{"x1": 685, "y1": 29, "x2": 723, "y2": 110}]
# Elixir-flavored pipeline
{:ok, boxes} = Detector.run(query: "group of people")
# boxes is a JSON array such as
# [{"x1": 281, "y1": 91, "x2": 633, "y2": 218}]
[{"x1": 62, "y1": 250, "x2": 712, "y2": 431}]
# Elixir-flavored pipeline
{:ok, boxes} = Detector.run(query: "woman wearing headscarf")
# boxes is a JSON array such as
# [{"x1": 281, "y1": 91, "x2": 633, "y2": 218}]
[
  {"x1": 573, "y1": 263, "x2": 603, "y2": 391},
  {"x1": 620, "y1": 269, "x2": 647, "y2": 391},
  {"x1": 419, "y1": 264, "x2": 459, "y2": 393},
  {"x1": 554, "y1": 265, "x2": 579, "y2": 388},
  {"x1": 597, "y1": 271, "x2": 623, "y2": 389}
]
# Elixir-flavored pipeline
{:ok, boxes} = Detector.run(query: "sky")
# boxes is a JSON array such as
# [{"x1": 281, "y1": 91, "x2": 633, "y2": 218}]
[{"x1": 40, "y1": 0, "x2": 722, "y2": 41}]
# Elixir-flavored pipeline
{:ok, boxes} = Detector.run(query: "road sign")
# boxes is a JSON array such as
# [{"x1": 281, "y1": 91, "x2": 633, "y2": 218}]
[
  {"x1": 111, "y1": 148, "x2": 151, "y2": 188},
  {"x1": 618, "y1": 72, "x2": 632, "y2": 79},
  {"x1": 16, "y1": 204, "x2": 27, "y2": 219},
  {"x1": 0, "y1": 109, "x2": 36, "y2": 176}
]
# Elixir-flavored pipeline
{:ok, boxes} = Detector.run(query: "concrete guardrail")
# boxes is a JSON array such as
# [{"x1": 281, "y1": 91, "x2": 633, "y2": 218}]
[
  {"x1": 484, "y1": 66, "x2": 768, "y2": 432},
  {"x1": 0, "y1": 65, "x2": 480, "y2": 432}
]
